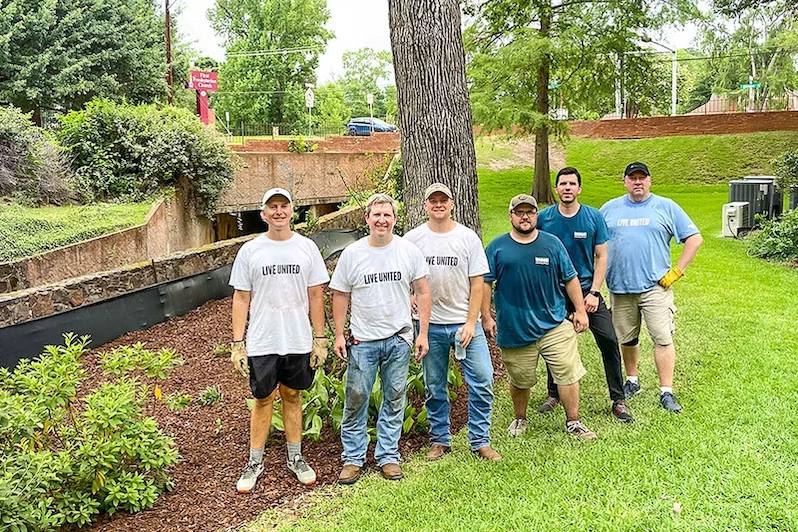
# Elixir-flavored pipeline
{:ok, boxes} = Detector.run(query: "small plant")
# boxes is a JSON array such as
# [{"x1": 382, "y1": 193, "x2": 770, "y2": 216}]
[
  {"x1": 195, "y1": 385, "x2": 223, "y2": 407},
  {"x1": 212, "y1": 343, "x2": 231, "y2": 357},
  {"x1": 99, "y1": 342, "x2": 183, "y2": 378},
  {"x1": 164, "y1": 392, "x2": 193, "y2": 411},
  {"x1": 287, "y1": 137, "x2": 318, "y2": 153},
  {"x1": 214, "y1": 418, "x2": 223, "y2": 435}
]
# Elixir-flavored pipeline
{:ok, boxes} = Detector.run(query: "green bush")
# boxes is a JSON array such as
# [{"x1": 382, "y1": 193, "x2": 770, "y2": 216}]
[
  {"x1": 0, "y1": 105, "x2": 73, "y2": 205},
  {"x1": 746, "y1": 209, "x2": 798, "y2": 261},
  {"x1": 56, "y1": 101, "x2": 236, "y2": 217},
  {"x1": 0, "y1": 334, "x2": 179, "y2": 530},
  {"x1": 774, "y1": 151, "x2": 798, "y2": 191}
]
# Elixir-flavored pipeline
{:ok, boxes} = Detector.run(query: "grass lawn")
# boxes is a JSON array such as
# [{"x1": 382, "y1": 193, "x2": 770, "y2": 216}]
[
  {"x1": 245, "y1": 132, "x2": 798, "y2": 531},
  {"x1": 0, "y1": 202, "x2": 153, "y2": 262}
]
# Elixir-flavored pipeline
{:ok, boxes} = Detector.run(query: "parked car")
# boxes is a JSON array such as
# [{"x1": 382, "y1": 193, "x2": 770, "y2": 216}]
[{"x1": 346, "y1": 117, "x2": 397, "y2": 136}]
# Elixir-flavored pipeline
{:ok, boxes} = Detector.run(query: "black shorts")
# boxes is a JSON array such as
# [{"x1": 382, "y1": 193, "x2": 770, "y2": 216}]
[{"x1": 248, "y1": 353, "x2": 313, "y2": 399}]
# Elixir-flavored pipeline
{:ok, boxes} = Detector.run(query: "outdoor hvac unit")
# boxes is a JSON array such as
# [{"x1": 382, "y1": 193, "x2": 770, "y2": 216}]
[
  {"x1": 728, "y1": 176, "x2": 782, "y2": 228},
  {"x1": 721, "y1": 202, "x2": 750, "y2": 238}
]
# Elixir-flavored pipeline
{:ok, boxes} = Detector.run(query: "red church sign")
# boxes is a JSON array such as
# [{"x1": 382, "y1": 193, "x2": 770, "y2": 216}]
[{"x1": 188, "y1": 70, "x2": 218, "y2": 91}]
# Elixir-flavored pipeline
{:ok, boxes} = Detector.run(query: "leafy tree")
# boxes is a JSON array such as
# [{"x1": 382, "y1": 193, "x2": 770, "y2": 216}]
[
  {"x1": 464, "y1": 0, "x2": 697, "y2": 202},
  {"x1": 340, "y1": 48, "x2": 394, "y2": 119},
  {"x1": 0, "y1": 0, "x2": 169, "y2": 124},
  {"x1": 208, "y1": 0, "x2": 333, "y2": 126},
  {"x1": 313, "y1": 82, "x2": 350, "y2": 127}
]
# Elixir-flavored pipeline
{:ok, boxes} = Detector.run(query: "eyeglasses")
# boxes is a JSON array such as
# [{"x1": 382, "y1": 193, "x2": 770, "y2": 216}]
[{"x1": 512, "y1": 210, "x2": 537, "y2": 219}]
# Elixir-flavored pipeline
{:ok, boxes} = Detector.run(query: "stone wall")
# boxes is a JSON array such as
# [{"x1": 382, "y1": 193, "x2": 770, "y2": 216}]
[
  {"x1": 0, "y1": 205, "x2": 365, "y2": 328},
  {"x1": 568, "y1": 111, "x2": 798, "y2": 139},
  {"x1": 229, "y1": 132, "x2": 400, "y2": 154},
  {"x1": 0, "y1": 187, "x2": 213, "y2": 294}
]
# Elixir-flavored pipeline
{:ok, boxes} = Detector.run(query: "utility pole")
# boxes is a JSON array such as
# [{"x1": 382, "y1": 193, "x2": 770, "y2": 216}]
[{"x1": 165, "y1": 0, "x2": 174, "y2": 105}]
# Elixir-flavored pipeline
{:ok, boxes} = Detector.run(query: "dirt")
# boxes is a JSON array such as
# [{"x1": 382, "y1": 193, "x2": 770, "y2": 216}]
[
  {"x1": 79, "y1": 297, "x2": 501, "y2": 532},
  {"x1": 484, "y1": 136, "x2": 566, "y2": 171}
]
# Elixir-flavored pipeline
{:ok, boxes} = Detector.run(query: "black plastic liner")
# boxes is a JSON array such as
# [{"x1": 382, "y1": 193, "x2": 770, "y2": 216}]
[{"x1": 0, "y1": 266, "x2": 233, "y2": 369}]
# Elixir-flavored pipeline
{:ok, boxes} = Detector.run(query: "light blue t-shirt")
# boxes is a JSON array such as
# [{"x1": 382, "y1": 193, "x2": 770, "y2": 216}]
[
  {"x1": 485, "y1": 232, "x2": 577, "y2": 348},
  {"x1": 600, "y1": 194, "x2": 699, "y2": 294},
  {"x1": 538, "y1": 204, "x2": 610, "y2": 290}
]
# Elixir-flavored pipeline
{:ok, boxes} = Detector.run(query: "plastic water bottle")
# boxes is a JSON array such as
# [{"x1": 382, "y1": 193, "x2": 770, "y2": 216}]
[{"x1": 454, "y1": 328, "x2": 466, "y2": 360}]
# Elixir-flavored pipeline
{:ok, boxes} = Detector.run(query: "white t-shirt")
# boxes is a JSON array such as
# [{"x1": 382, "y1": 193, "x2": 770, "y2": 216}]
[
  {"x1": 229, "y1": 233, "x2": 329, "y2": 356},
  {"x1": 329, "y1": 235, "x2": 429, "y2": 344},
  {"x1": 404, "y1": 222, "x2": 489, "y2": 324}
]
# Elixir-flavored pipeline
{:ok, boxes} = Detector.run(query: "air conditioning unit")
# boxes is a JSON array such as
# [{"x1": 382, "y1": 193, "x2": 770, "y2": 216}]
[
  {"x1": 722, "y1": 202, "x2": 751, "y2": 238},
  {"x1": 728, "y1": 178, "x2": 780, "y2": 228}
]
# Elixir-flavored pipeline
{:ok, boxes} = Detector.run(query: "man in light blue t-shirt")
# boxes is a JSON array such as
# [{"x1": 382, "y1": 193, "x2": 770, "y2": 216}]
[{"x1": 600, "y1": 162, "x2": 703, "y2": 413}]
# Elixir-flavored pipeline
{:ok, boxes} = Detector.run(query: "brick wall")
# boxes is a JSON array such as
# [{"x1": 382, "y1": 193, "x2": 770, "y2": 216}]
[
  {"x1": 229, "y1": 132, "x2": 400, "y2": 153},
  {"x1": 568, "y1": 111, "x2": 798, "y2": 139}
]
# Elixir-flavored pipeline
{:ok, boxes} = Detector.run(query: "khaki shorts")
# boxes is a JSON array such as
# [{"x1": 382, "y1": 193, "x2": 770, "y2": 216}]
[
  {"x1": 610, "y1": 285, "x2": 676, "y2": 346},
  {"x1": 500, "y1": 321, "x2": 587, "y2": 389}
]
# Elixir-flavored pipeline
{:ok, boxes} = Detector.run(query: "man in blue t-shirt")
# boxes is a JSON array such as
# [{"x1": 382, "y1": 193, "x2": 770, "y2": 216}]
[
  {"x1": 600, "y1": 162, "x2": 703, "y2": 413},
  {"x1": 537, "y1": 167, "x2": 633, "y2": 423},
  {"x1": 482, "y1": 193, "x2": 596, "y2": 440}
]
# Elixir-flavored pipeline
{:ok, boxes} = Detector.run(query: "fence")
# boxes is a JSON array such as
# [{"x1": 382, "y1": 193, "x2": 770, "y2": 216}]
[{"x1": 217, "y1": 121, "x2": 348, "y2": 141}]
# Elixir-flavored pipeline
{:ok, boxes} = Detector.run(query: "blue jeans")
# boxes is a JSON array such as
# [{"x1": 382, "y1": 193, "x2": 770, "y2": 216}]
[
  {"x1": 423, "y1": 322, "x2": 494, "y2": 451},
  {"x1": 340, "y1": 334, "x2": 411, "y2": 467}
]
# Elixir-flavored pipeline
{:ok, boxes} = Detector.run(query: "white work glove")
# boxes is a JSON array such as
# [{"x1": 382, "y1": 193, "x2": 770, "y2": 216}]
[
  {"x1": 230, "y1": 342, "x2": 249, "y2": 378},
  {"x1": 310, "y1": 337, "x2": 329, "y2": 370}
]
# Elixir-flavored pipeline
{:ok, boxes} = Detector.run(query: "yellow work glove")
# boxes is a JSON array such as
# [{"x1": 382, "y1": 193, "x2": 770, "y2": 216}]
[
  {"x1": 658, "y1": 266, "x2": 684, "y2": 290},
  {"x1": 310, "y1": 337, "x2": 329, "y2": 369},
  {"x1": 230, "y1": 342, "x2": 249, "y2": 378}
]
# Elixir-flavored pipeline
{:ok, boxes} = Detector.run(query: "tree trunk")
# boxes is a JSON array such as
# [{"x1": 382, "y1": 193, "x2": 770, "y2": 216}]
[
  {"x1": 388, "y1": 0, "x2": 481, "y2": 235},
  {"x1": 533, "y1": 7, "x2": 555, "y2": 204}
]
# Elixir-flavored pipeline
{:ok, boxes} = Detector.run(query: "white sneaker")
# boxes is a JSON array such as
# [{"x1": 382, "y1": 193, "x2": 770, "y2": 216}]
[
  {"x1": 287, "y1": 455, "x2": 317, "y2": 486},
  {"x1": 507, "y1": 418, "x2": 529, "y2": 437},
  {"x1": 236, "y1": 462, "x2": 264, "y2": 493}
]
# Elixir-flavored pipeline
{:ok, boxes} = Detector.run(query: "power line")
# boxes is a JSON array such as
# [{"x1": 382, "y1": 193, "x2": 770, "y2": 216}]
[{"x1": 226, "y1": 47, "x2": 322, "y2": 58}]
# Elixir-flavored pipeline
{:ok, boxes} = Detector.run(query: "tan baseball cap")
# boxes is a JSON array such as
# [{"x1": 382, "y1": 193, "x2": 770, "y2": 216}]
[
  {"x1": 424, "y1": 183, "x2": 453, "y2": 200},
  {"x1": 508, "y1": 193, "x2": 538, "y2": 212},
  {"x1": 261, "y1": 187, "x2": 292, "y2": 208}
]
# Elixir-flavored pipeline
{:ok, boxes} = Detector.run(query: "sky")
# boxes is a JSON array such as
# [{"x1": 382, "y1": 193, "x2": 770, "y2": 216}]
[{"x1": 175, "y1": 1, "x2": 698, "y2": 84}]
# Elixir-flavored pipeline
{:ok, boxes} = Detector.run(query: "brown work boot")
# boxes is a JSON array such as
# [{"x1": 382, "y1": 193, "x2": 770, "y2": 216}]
[
  {"x1": 381, "y1": 463, "x2": 403, "y2": 481},
  {"x1": 474, "y1": 445, "x2": 502, "y2": 461},
  {"x1": 426, "y1": 444, "x2": 451, "y2": 461},
  {"x1": 337, "y1": 464, "x2": 362, "y2": 485}
]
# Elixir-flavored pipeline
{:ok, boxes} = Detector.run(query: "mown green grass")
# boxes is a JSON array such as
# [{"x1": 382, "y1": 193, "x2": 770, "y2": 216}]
[
  {"x1": 474, "y1": 136, "x2": 516, "y2": 168},
  {"x1": 0, "y1": 202, "x2": 152, "y2": 262},
  {"x1": 246, "y1": 132, "x2": 798, "y2": 531}
]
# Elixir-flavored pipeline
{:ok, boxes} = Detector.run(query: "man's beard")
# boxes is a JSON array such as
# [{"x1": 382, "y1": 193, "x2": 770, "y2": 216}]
[{"x1": 512, "y1": 221, "x2": 535, "y2": 235}]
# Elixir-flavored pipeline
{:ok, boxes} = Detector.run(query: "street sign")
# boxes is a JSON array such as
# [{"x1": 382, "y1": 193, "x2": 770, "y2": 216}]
[
  {"x1": 305, "y1": 88, "x2": 315, "y2": 108},
  {"x1": 740, "y1": 83, "x2": 761, "y2": 89},
  {"x1": 188, "y1": 70, "x2": 218, "y2": 91},
  {"x1": 367, "y1": 93, "x2": 374, "y2": 105}
]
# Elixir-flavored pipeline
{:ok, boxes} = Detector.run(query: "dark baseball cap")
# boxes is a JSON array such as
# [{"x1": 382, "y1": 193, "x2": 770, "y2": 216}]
[{"x1": 624, "y1": 162, "x2": 650, "y2": 177}]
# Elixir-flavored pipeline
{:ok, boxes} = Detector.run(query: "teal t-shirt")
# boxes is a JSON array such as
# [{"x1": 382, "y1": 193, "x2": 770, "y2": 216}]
[
  {"x1": 485, "y1": 232, "x2": 577, "y2": 348},
  {"x1": 538, "y1": 204, "x2": 610, "y2": 290},
  {"x1": 600, "y1": 193, "x2": 699, "y2": 294}
]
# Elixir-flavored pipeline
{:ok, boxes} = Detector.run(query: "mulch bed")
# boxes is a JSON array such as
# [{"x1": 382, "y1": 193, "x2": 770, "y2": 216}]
[{"x1": 80, "y1": 297, "x2": 504, "y2": 532}]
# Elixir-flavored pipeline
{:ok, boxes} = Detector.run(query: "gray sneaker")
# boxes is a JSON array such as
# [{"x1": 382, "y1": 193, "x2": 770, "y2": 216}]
[
  {"x1": 566, "y1": 420, "x2": 597, "y2": 440},
  {"x1": 507, "y1": 418, "x2": 529, "y2": 437},
  {"x1": 537, "y1": 395, "x2": 560, "y2": 413},
  {"x1": 287, "y1": 455, "x2": 317, "y2": 486},
  {"x1": 623, "y1": 380, "x2": 642, "y2": 399},
  {"x1": 236, "y1": 462, "x2": 264, "y2": 493},
  {"x1": 660, "y1": 392, "x2": 683, "y2": 413}
]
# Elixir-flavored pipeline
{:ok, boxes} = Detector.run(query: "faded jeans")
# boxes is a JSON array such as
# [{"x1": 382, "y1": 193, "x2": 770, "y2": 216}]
[
  {"x1": 423, "y1": 322, "x2": 494, "y2": 451},
  {"x1": 340, "y1": 334, "x2": 411, "y2": 467}
]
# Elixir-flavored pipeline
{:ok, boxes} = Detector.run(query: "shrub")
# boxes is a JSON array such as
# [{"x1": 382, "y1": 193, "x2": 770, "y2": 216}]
[
  {"x1": 0, "y1": 334, "x2": 179, "y2": 530},
  {"x1": 0, "y1": 105, "x2": 73, "y2": 205},
  {"x1": 287, "y1": 137, "x2": 318, "y2": 153},
  {"x1": 746, "y1": 209, "x2": 798, "y2": 261},
  {"x1": 56, "y1": 101, "x2": 237, "y2": 217}
]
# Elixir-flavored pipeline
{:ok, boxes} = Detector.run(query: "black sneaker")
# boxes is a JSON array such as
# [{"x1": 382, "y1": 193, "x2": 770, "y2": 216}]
[
  {"x1": 660, "y1": 392, "x2": 683, "y2": 413},
  {"x1": 612, "y1": 401, "x2": 635, "y2": 423},
  {"x1": 623, "y1": 380, "x2": 642, "y2": 399}
]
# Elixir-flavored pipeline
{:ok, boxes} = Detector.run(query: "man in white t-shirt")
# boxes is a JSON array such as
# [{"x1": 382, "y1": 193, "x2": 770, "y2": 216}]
[
  {"x1": 404, "y1": 183, "x2": 501, "y2": 462},
  {"x1": 330, "y1": 193, "x2": 431, "y2": 484},
  {"x1": 228, "y1": 188, "x2": 330, "y2": 493}
]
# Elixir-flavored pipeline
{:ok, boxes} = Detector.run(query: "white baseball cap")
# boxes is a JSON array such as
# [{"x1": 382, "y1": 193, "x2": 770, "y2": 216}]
[{"x1": 261, "y1": 187, "x2": 292, "y2": 208}]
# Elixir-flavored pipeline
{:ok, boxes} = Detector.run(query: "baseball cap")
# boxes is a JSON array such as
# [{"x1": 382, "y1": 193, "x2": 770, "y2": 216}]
[
  {"x1": 424, "y1": 183, "x2": 453, "y2": 200},
  {"x1": 261, "y1": 187, "x2": 292, "y2": 208},
  {"x1": 624, "y1": 162, "x2": 650, "y2": 177},
  {"x1": 508, "y1": 193, "x2": 538, "y2": 212}
]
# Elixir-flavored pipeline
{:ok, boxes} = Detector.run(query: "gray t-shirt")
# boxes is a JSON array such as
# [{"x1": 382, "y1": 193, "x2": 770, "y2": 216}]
[{"x1": 229, "y1": 233, "x2": 329, "y2": 356}]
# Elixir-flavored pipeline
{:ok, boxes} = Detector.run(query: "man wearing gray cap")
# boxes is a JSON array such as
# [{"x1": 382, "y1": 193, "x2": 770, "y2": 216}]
[
  {"x1": 600, "y1": 162, "x2": 702, "y2": 413},
  {"x1": 405, "y1": 183, "x2": 501, "y2": 462},
  {"x1": 482, "y1": 193, "x2": 596, "y2": 440},
  {"x1": 229, "y1": 187, "x2": 330, "y2": 493}
]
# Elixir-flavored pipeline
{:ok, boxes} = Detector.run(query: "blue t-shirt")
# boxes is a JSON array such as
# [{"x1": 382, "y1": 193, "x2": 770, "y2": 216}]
[
  {"x1": 485, "y1": 232, "x2": 577, "y2": 348},
  {"x1": 600, "y1": 193, "x2": 700, "y2": 294},
  {"x1": 538, "y1": 204, "x2": 610, "y2": 290}
]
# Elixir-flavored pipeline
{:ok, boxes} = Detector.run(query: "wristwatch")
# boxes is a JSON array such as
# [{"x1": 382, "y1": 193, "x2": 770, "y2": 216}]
[{"x1": 588, "y1": 290, "x2": 600, "y2": 298}]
